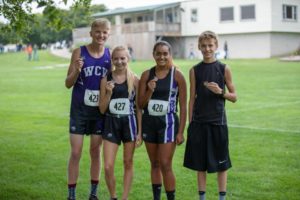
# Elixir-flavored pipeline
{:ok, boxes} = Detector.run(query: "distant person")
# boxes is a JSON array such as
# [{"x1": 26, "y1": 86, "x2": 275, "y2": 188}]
[
  {"x1": 33, "y1": 44, "x2": 39, "y2": 61},
  {"x1": 65, "y1": 18, "x2": 111, "y2": 200},
  {"x1": 26, "y1": 44, "x2": 32, "y2": 61},
  {"x1": 224, "y1": 41, "x2": 228, "y2": 59},
  {"x1": 127, "y1": 44, "x2": 135, "y2": 62},
  {"x1": 184, "y1": 31, "x2": 237, "y2": 200},
  {"x1": 0, "y1": 43, "x2": 4, "y2": 53},
  {"x1": 138, "y1": 41, "x2": 187, "y2": 200},
  {"x1": 99, "y1": 46, "x2": 142, "y2": 200}
]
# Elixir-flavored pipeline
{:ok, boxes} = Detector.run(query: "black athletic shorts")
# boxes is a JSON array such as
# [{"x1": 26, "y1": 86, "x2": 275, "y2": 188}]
[
  {"x1": 69, "y1": 116, "x2": 104, "y2": 135},
  {"x1": 103, "y1": 114, "x2": 137, "y2": 145},
  {"x1": 183, "y1": 121, "x2": 231, "y2": 173},
  {"x1": 142, "y1": 113, "x2": 178, "y2": 144}
]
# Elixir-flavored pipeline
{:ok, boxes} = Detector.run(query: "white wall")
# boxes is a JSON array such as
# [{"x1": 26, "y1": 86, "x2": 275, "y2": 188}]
[
  {"x1": 271, "y1": 0, "x2": 300, "y2": 32},
  {"x1": 270, "y1": 33, "x2": 300, "y2": 56},
  {"x1": 181, "y1": 0, "x2": 273, "y2": 36}
]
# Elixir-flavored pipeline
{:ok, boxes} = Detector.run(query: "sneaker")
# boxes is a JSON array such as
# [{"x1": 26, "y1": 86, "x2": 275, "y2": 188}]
[
  {"x1": 89, "y1": 194, "x2": 99, "y2": 200},
  {"x1": 67, "y1": 198, "x2": 75, "y2": 200}
]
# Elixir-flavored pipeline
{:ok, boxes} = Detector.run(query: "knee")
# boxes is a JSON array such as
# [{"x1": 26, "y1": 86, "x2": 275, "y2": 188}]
[
  {"x1": 123, "y1": 158, "x2": 133, "y2": 171},
  {"x1": 160, "y1": 160, "x2": 172, "y2": 174},
  {"x1": 104, "y1": 163, "x2": 114, "y2": 176},
  {"x1": 90, "y1": 145, "x2": 101, "y2": 158},
  {"x1": 150, "y1": 160, "x2": 160, "y2": 170},
  {"x1": 70, "y1": 150, "x2": 82, "y2": 162}
]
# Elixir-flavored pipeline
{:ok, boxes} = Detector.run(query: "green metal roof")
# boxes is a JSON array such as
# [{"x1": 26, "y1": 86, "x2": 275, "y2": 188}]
[{"x1": 92, "y1": 2, "x2": 180, "y2": 17}]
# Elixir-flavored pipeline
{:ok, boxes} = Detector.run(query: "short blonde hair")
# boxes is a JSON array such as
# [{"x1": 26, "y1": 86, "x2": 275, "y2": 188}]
[
  {"x1": 91, "y1": 18, "x2": 111, "y2": 30},
  {"x1": 198, "y1": 31, "x2": 218, "y2": 45}
]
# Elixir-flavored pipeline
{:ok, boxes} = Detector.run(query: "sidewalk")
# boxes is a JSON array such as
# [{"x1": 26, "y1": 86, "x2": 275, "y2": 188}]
[{"x1": 50, "y1": 47, "x2": 72, "y2": 59}]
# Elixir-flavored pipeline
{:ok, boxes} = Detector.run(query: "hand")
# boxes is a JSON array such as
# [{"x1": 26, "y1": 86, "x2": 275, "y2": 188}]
[
  {"x1": 106, "y1": 81, "x2": 115, "y2": 94},
  {"x1": 204, "y1": 81, "x2": 222, "y2": 95},
  {"x1": 135, "y1": 133, "x2": 143, "y2": 147},
  {"x1": 147, "y1": 76, "x2": 158, "y2": 92},
  {"x1": 176, "y1": 133, "x2": 184, "y2": 145},
  {"x1": 75, "y1": 57, "x2": 84, "y2": 73}
]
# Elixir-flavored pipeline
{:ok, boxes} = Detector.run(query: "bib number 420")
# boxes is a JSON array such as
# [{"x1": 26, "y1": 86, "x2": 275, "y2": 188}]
[{"x1": 152, "y1": 104, "x2": 163, "y2": 112}]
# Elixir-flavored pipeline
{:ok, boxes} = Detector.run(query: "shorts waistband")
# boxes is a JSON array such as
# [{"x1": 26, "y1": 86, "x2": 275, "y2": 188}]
[{"x1": 105, "y1": 113, "x2": 131, "y2": 118}]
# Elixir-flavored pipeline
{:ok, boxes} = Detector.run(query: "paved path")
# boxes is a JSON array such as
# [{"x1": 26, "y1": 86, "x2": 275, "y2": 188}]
[
  {"x1": 279, "y1": 55, "x2": 300, "y2": 62},
  {"x1": 50, "y1": 47, "x2": 72, "y2": 59}
]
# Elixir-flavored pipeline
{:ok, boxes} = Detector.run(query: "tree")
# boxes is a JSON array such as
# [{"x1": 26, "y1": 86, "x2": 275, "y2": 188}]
[{"x1": 0, "y1": 0, "x2": 93, "y2": 36}]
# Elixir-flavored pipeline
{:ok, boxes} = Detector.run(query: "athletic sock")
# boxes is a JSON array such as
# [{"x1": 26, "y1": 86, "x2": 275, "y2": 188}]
[
  {"x1": 166, "y1": 190, "x2": 175, "y2": 200},
  {"x1": 219, "y1": 191, "x2": 226, "y2": 200},
  {"x1": 68, "y1": 183, "x2": 76, "y2": 199},
  {"x1": 199, "y1": 191, "x2": 206, "y2": 200},
  {"x1": 152, "y1": 184, "x2": 162, "y2": 200},
  {"x1": 90, "y1": 179, "x2": 99, "y2": 196}
]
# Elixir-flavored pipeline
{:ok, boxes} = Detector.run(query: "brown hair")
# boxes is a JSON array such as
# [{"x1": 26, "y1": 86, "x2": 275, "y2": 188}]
[
  {"x1": 198, "y1": 31, "x2": 218, "y2": 46},
  {"x1": 152, "y1": 40, "x2": 174, "y2": 68}
]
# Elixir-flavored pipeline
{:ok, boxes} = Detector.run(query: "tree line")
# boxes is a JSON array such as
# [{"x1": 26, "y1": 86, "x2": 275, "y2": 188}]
[{"x1": 0, "y1": 0, "x2": 107, "y2": 46}]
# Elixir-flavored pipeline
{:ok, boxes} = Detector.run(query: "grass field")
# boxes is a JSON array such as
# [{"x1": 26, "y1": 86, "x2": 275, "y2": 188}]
[{"x1": 0, "y1": 50, "x2": 299, "y2": 200}]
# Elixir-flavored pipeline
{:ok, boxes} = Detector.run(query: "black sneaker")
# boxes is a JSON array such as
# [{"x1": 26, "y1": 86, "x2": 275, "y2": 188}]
[
  {"x1": 89, "y1": 194, "x2": 99, "y2": 200},
  {"x1": 67, "y1": 198, "x2": 75, "y2": 200}
]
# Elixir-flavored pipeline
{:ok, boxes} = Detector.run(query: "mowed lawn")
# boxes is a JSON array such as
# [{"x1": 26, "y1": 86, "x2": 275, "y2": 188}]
[{"x1": 0, "y1": 50, "x2": 299, "y2": 200}]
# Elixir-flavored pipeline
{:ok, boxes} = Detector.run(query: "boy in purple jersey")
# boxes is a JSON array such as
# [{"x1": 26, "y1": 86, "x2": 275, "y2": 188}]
[
  {"x1": 183, "y1": 31, "x2": 237, "y2": 200},
  {"x1": 65, "y1": 18, "x2": 111, "y2": 200}
]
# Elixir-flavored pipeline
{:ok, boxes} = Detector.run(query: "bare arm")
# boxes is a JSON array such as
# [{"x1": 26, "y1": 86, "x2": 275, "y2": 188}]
[
  {"x1": 134, "y1": 75, "x2": 143, "y2": 147},
  {"x1": 175, "y1": 69, "x2": 187, "y2": 145},
  {"x1": 204, "y1": 65, "x2": 237, "y2": 103},
  {"x1": 188, "y1": 68, "x2": 196, "y2": 123},
  {"x1": 138, "y1": 70, "x2": 156, "y2": 109},
  {"x1": 65, "y1": 48, "x2": 83, "y2": 89},
  {"x1": 99, "y1": 76, "x2": 114, "y2": 114},
  {"x1": 223, "y1": 65, "x2": 237, "y2": 103}
]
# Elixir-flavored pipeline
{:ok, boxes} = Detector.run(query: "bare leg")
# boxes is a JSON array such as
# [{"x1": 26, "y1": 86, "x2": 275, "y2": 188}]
[
  {"x1": 68, "y1": 134, "x2": 84, "y2": 184},
  {"x1": 197, "y1": 171, "x2": 207, "y2": 192},
  {"x1": 121, "y1": 141, "x2": 135, "y2": 200},
  {"x1": 158, "y1": 142, "x2": 176, "y2": 191},
  {"x1": 90, "y1": 134, "x2": 102, "y2": 181},
  {"x1": 103, "y1": 140, "x2": 118, "y2": 198},
  {"x1": 217, "y1": 171, "x2": 227, "y2": 192},
  {"x1": 145, "y1": 142, "x2": 162, "y2": 184}
]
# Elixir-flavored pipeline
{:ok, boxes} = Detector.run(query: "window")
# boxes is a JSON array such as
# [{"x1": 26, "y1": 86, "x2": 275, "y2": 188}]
[
  {"x1": 137, "y1": 16, "x2": 143, "y2": 22},
  {"x1": 124, "y1": 18, "x2": 131, "y2": 24},
  {"x1": 283, "y1": 4, "x2": 297, "y2": 21},
  {"x1": 220, "y1": 7, "x2": 234, "y2": 22},
  {"x1": 241, "y1": 5, "x2": 255, "y2": 20},
  {"x1": 191, "y1": 9, "x2": 198, "y2": 22}
]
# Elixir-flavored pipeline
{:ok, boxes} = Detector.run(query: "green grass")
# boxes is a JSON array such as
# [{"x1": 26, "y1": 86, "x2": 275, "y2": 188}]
[{"x1": 0, "y1": 51, "x2": 300, "y2": 200}]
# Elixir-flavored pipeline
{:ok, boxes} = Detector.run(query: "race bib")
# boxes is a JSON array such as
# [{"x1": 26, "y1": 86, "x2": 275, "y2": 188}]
[
  {"x1": 84, "y1": 89, "x2": 99, "y2": 107},
  {"x1": 148, "y1": 100, "x2": 169, "y2": 116},
  {"x1": 109, "y1": 98, "x2": 130, "y2": 115}
]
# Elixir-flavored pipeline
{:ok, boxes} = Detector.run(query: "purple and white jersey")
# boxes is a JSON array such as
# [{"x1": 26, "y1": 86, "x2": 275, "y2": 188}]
[{"x1": 70, "y1": 46, "x2": 111, "y2": 119}]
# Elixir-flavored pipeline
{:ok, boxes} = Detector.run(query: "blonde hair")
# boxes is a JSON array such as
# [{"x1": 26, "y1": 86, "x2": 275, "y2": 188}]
[
  {"x1": 111, "y1": 46, "x2": 136, "y2": 97},
  {"x1": 91, "y1": 18, "x2": 111, "y2": 30},
  {"x1": 198, "y1": 30, "x2": 218, "y2": 46}
]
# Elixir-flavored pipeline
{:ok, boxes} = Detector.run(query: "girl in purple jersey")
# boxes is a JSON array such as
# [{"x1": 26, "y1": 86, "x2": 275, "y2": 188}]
[{"x1": 65, "y1": 18, "x2": 111, "y2": 200}]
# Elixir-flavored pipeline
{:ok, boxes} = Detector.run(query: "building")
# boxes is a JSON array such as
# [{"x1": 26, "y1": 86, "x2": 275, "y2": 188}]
[{"x1": 72, "y1": 0, "x2": 300, "y2": 59}]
